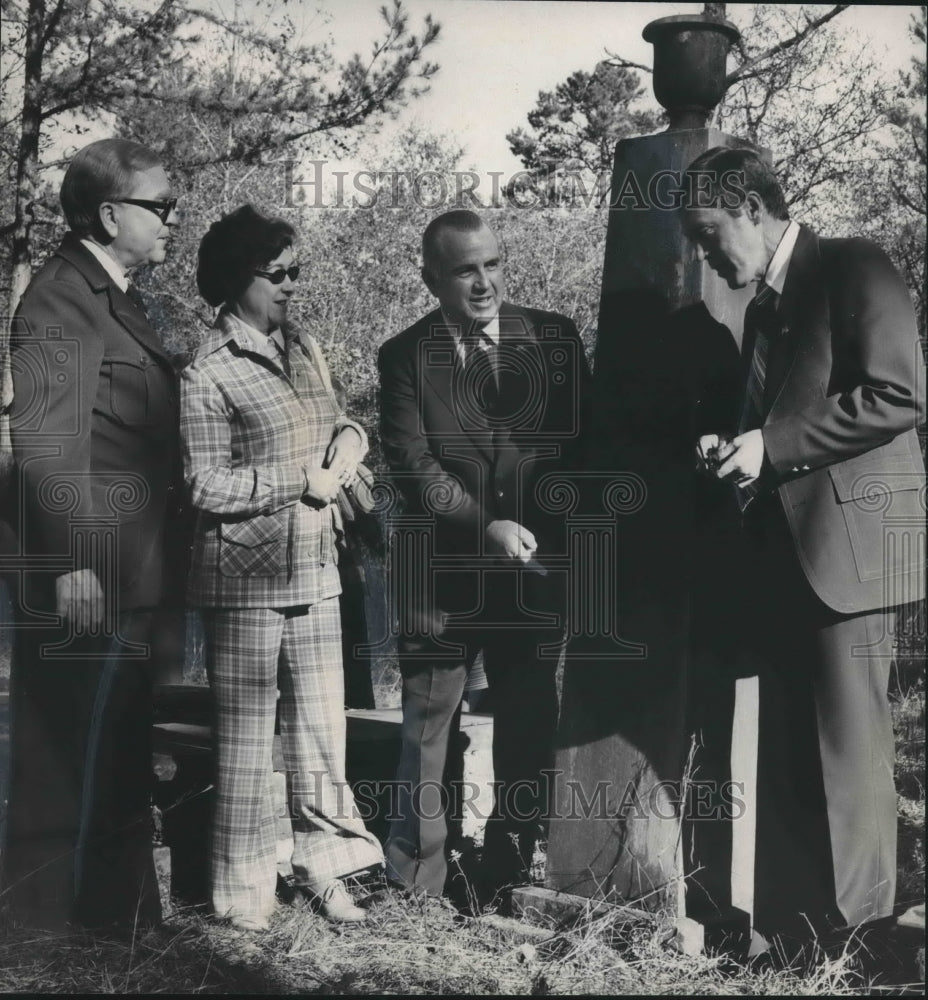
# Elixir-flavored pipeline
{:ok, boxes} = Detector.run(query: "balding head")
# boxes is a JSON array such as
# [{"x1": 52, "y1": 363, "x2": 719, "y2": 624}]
[{"x1": 421, "y1": 211, "x2": 504, "y2": 327}]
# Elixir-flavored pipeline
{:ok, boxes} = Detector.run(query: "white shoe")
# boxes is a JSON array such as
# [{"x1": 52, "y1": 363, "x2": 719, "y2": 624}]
[
  {"x1": 316, "y1": 880, "x2": 367, "y2": 923},
  {"x1": 228, "y1": 914, "x2": 269, "y2": 932}
]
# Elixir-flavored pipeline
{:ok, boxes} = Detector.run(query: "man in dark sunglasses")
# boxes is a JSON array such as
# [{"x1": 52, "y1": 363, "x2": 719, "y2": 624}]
[
  {"x1": 114, "y1": 196, "x2": 179, "y2": 224},
  {"x1": 4, "y1": 138, "x2": 182, "y2": 931}
]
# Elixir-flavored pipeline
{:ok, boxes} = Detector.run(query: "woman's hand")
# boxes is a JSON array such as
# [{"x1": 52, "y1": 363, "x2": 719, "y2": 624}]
[
  {"x1": 304, "y1": 467, "x2": 341, "y2": 505},
  {"x1": 324, "y1": 428, "x2": 363, "y2": 487}
]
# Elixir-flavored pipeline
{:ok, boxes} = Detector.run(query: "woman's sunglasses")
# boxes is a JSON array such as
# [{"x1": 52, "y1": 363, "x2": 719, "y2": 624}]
[{"x1": 254, "y1": 264, "x2": 301, "y2": 284}]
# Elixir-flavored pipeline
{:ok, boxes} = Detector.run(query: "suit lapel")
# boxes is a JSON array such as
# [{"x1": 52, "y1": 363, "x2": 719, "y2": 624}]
[
  {"x1": 106, "y1": 285, "x2": 174, "y2": 365},
  {"x1": 419, "y1": 309, "x2": 460, "y2": 417},
  {"x1": 763, "y1": 225, "x2": 818, "y2": 420},
  {"x1": 418, "y1": 304, "x2": 544, "y2": 462},
  {"x1": 56, "y1": 235, "x2": 173, "y2": 368},
  {"x1": 494, "y1": 306, "x2": 537, "y2": 453},
  {"x1": 420, "y1": 310, "x2": 496, "y2": 462}
]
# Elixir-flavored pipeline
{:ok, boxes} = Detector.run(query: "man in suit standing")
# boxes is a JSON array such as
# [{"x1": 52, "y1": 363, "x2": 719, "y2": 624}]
[
  {"x1": 2, "y1": 138, "x2": 180, "y2": 929},
  {"x1": 683, "y1": 146, "x2": 925, "y2": 946},
  {"x1": 379, "y1": 210, "x2": 590, "y2": 901}
]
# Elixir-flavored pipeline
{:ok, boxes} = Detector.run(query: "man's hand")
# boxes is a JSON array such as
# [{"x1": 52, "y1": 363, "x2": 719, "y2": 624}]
[
  {"x1": 56, "y1": 568, "x2": 104, "y2": 632},
  {"x1": 716, "y1": 429, "x2": 766, "y2": 485},
  {"x1": 304, "y1": 467, "x2": 341, "y2": 505},
  {"x1": 486, "y1": 520, "x2": 537, "y2": 562},
  {"x1": 324, "y1": 427, "x2": 363, "y2": 487},
  {"x1": 696, "y1": 433, "x2": 735, "y2": 474}
]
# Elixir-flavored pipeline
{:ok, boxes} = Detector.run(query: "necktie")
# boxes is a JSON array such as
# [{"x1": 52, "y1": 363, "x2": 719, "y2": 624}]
[
  {"x1": 461, "y1": 329, "x2": 482, "y2": 366},
  {"x1": 462, "y1": 330, "x2": 499, "y2": 413},
  {"x1": 737, "y1": 282, "x2": 778, "y2": 511},
  {"x1": 125, "y1": 284, "x2": 148, "y2": 318}
]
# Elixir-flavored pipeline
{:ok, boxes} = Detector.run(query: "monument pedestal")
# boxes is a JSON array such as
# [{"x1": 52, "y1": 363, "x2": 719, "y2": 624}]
[{"x1": 546, "y1": 126, "x2": 759, "y2": 924}]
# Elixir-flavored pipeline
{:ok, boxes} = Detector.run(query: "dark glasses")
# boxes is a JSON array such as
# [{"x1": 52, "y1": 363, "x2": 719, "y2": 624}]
[
  {"x1": 114, "y1": 197, "x2": 178, "y2": 222},
  {"x1": 254, "y1": 264, "x2": 301, "y2": 284}
]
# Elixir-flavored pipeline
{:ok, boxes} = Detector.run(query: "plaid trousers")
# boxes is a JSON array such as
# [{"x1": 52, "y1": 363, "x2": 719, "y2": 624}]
[{"x1": 204, "y1": 599, "x2": 383, "y2": 923}]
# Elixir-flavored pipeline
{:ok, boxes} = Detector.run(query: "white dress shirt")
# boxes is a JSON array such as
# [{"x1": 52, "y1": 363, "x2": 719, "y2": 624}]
[
  {"x1": 442, "y1": 312, "x2": 500, "y2": 365},
  {"x1": 762, "y1": 219, "x2": 801, "y2": 297}
]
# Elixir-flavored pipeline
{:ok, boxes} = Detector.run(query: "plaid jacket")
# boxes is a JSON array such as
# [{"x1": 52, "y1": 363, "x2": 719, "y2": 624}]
[{"x1": 181, "y1": 310, "x2": 367, "y2": 608}]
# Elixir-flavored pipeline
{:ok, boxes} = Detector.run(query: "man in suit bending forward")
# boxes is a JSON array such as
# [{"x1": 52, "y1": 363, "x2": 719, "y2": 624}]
[{"x1": 685, "y1": 145, "x2": 925, "y2": 944}]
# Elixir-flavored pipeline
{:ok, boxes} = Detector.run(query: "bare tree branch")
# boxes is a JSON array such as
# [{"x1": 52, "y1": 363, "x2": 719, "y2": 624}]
[
  {"x1": 39, "y1": 0, "x2": 66, "y2": 50},
  {"x1": 603, "y1": 49, "x2": 652, "y2": 74},
  {"x1": 726, "y1": 5, "x2": 849, "y2": 87}
]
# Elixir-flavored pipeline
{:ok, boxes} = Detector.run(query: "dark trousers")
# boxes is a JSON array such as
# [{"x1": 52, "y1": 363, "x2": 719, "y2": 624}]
[
  {"x1": 1, "y1": 611, "x2": 159, "y2": 929},
  {"x1": 385, "y1": 570, "x2": 562, "y2": 895},
  {"x1": 744, "y1": 498, "x2": 896, "y2": 938}
]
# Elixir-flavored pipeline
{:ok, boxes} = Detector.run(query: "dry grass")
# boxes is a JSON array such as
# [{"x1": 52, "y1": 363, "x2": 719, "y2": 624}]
[
  {"x1": 0, "y1": 632, "x2": 923, "y2": 995},
  {"x1": 4, "y1": 861, "x2": 920, "y2": 996},
  {"x1": 891, "y1": 665, "x2": 926, "y2": 915}
]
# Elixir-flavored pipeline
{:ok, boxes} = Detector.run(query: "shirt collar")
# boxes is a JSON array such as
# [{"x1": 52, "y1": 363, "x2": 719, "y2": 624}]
[
  {"x1": 441, "y1": 311, "x2": 500, "y2": 347},
  {"x1": 762, "y1": 219, "x2": 800, "y2": 297},
  {"x1": 211, "y1": 308, "x2": 282, "y2": 362},
  {"x1": 81, "y1": 239, "x2": 129, "y2": 292}
]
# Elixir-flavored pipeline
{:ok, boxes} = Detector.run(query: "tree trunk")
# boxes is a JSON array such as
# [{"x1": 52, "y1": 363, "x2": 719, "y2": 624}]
[
  {"x1": 703, "y1": 3, "x2": 727, "y2": 22},
  {"x1": 2, "y1": 0, "x2": 46, "y2": 484}
]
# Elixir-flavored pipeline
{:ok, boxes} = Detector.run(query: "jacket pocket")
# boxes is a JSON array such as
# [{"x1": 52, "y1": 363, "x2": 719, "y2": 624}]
[
  {"x1": 104, "y1": 356, "x2": 158, "y2": 427},
  {"x1": 828, "y1": 444, "x2": 923, "y2": 505},
  {"x1": 827, "y1": 442, "x2": 925, "y2": 584},
  {"x1": 218, "y1": 513, "x2": 286, "y2": 577}
]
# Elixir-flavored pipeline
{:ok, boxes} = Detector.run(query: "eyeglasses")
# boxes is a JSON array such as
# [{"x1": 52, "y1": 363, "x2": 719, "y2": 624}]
[
  {"x1": 254, "y1": 264, "x2": 301, "y2": 284},
  {"x1": 114, "y1": 197, "x2": 178, "y2": 222}
]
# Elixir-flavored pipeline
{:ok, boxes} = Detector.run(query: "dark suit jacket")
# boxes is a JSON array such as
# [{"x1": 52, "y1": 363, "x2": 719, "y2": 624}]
[
  {"x1": 9, "y1": 234, "x2": 179, "y2": 613},
  {"x1": 750, "y1": 225, "x2": 925, "y2": 614},
  {"x1": 378, "y1": 302, "x2": 591, "y2": 617}
]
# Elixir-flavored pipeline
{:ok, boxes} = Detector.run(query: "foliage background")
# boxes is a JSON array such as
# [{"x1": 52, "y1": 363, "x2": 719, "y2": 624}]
[{"x1": 1, "y1": 4, "x2": 924, "y2": 468}]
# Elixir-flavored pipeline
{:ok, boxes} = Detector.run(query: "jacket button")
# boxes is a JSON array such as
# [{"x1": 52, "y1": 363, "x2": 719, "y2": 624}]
[{"x1": 496, "y1": 489, "x2": 504, "y2": 499}]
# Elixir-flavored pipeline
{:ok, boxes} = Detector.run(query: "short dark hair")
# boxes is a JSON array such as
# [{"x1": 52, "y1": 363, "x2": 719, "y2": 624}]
[
  {"x1": 196, "y1": 204, "x2": 296, "y2": 307},
  {"x1": 684, "y1": 144, "x2": 789, "y2": 221},
  {"x1": 60, "y1": 138, "x2": 163, "y2": 239},
  {"x1": 422, "y1": 209, "x2": 489, "y2": 280}
]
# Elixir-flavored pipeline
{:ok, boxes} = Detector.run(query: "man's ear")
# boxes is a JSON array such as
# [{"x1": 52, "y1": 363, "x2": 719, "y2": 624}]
[
  {"x1": 97, "y1": 202, "x2": 119, "y2": 240},
  {"x1": 744, "y1": 190, "x2": 765, "y2": 224},
  {"x1": 421, "y1": 266, "x2": 438, "y2": 296}
]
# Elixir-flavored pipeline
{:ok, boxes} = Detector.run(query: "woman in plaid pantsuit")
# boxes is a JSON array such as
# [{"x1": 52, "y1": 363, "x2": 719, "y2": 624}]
[{"x1": 181, "y1": 206, "x2": 383, "y2": 929}]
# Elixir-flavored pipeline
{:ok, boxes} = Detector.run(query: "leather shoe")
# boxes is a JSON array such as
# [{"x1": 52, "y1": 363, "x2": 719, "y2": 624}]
[{"x1": 311, "y1": 880, "x2": 367, "y2": 923}]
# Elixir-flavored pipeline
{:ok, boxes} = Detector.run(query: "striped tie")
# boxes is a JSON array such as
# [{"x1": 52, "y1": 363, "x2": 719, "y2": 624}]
[
  {"x1": 462, "y1": 330, "x2": 499, "y2": 412},
  {"x1": 737, "y1": 282, "x2": 777, "y2": 511}
]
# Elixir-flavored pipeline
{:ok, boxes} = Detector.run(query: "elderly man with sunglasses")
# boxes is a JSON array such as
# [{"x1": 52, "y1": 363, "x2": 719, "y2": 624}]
[{"x1": 3, "y1": 138, "x2": 181, "y2": 930}]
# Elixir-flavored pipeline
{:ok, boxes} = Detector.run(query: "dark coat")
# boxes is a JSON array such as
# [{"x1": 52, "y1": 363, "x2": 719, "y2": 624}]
[
  {"x1": 9, "y1": 234, "x2": 179, "y2": 612},
  {"x1": 378, "y1": 302, "x2": 591, "y2": 619}
]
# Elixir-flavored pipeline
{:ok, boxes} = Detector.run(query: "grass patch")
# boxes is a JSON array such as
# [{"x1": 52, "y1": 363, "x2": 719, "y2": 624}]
[
  {"x1": 0, "y1": 885, "x2": 886, "y2": 996},
  {"x1": 1, "y1": 607, "x2": 923, "y2": 994}
]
